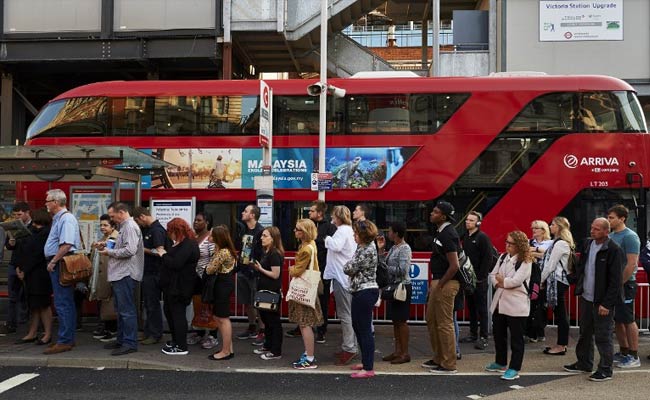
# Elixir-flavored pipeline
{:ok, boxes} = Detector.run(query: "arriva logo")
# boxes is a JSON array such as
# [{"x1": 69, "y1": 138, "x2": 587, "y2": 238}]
[
  {"x1": 563, "y1": 154, "x2": 620, "y2": 169},
  {"x1": 563, "y1": 154, "x2": 578, "y2": 169}
]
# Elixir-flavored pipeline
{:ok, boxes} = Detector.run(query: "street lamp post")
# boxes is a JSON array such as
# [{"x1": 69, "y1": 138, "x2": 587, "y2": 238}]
[
  {"x1": 308, "y1": 1, "x2": 345, "y2": 200},
  {"x1": 318, "y1": 0, "x2": 328, "y2": 201}
]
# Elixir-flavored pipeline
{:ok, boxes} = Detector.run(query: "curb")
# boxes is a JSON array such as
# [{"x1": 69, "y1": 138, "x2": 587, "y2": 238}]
[{"x1": 0, "y1": 356, "x2": 180, "y2": 371}]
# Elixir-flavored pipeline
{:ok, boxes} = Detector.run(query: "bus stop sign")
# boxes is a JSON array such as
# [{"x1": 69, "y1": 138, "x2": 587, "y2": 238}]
[{"x1": 259, "y1": 81, "x2": 272, "y2": 148}]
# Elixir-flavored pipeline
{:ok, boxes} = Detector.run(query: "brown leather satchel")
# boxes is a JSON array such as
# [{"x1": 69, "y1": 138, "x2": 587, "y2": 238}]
[
  {"x1": 59, "y1": 229, "x2": 92, "y2": 286},
  {"x1": 59, "y1": 253, "x2": 92, "y2": 286}
]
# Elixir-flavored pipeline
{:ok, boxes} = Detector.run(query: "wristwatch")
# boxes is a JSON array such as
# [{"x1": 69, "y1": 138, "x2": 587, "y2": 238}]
[{"x1": 150, "y1": 248, "x2": 158, "y2": 255}]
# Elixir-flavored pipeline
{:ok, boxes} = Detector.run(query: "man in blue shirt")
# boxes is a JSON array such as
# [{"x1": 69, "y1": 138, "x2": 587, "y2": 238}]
[
  {"x1": 607, "y1": 204, "x2": 641, "y2": 368},
  {"x1": 43, "y1": 189, "x2": 81, "y2": 355}
]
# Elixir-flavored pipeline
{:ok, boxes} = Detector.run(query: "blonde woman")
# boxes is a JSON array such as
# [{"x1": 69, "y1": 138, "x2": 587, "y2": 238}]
[
  {"x1": 527, "y1": 220, "x2": 553, "y2": 343},
  {"x1": 289, "y1": 219, "x2": 324, "y2": 369},
  {"x1": 541, "y1": 216, "x2": 574, "y2": 356},
  {"x1": 486, "y1": 231, "x2": 532, "y2": 381},
  {"x1": 324, "y1": 205, "x2": 358, "y2": 365}
]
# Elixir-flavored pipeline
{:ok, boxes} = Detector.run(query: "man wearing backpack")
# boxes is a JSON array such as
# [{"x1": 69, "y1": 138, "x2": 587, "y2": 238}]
[
  {"x1": 460, "y1": 211, "x2": 494, "y2": 350},
  {"x1": 423, "y1": 201, "x2": 460, "y2": 374},
  {"x1": 607, "y1": 205, "x2": 641, "y2": 368}
]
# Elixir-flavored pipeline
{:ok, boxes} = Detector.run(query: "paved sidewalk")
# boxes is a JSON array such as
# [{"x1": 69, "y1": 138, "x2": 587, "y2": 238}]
[{"x1": 1, "y1": 320, "x2": 649, "y2": 377}]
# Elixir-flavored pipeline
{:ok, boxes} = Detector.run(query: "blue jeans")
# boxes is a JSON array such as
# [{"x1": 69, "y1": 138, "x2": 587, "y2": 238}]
[
  {"x1": 112, "y1": 277, "x2": 138, "y2": 350},
  {"x1": 142, "y1": 274, "x2": 163, "y2": 340},
  {"x1": 50, "y1": 265, "x2": 76, "y2": 345},
  {"x1": 351, "y1": 288, "x2": 379, "y2": 371}
]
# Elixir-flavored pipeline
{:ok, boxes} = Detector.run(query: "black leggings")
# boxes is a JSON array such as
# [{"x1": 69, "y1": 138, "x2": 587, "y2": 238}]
[
  {"x1": 163, "y1": 294, "x2": 189, "y2": 350},
  {"x1": 260, "y1": 309, "x2": 283, "y2": 355},
  {"x1": 552, "y1": 282, "x2": 569, "y2": 346}
]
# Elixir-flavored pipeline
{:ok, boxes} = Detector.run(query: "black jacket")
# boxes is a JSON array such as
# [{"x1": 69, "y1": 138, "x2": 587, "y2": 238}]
[
  {"x1": 160, "y1": 238, "x2": 200, "y2": 303},
  {"x1": 314, "y1": 219, "x2": 336, "y2": 276},
  {"x1": 574, "y1": 237, "x2": 624, "y2": 310},
  {"x1": 16, "y1": 225, "x2": 52, "y2": 297},
  {"x1": 461, "y1": 229, "x2": 493, "y2": 281}
]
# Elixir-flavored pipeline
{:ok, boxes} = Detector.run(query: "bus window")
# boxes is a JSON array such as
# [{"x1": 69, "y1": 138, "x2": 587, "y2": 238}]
[
  {"x1": 26, "y1": 97, "x2": 108, "y2": 138},
  {"x1": 506, "y1": 93, "x2": 575, "y2": 133},
  {"x1": 273, "y1": 96, "x2": 342, "y2": 135},
  {"x1": 346, "y1": 93, "x2": 467, "y2": 134},
  {"x1": 580, "y1": 92, "x2": 617, "y2": 132},
  {"x1": 198, "y1": 95, "x2": 258, "y2": 135},
  {"x1": 612, "y1": 91, "x2": 647, "y2": 133}
]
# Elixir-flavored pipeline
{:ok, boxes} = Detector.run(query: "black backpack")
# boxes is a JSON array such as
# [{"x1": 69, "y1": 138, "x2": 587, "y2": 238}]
[
  {"x1": 489, "y1": 245, "x2": 500, "y2": 270},
  {"x1": 376, "y1": 259, "x2": 390, "y2": 288}
]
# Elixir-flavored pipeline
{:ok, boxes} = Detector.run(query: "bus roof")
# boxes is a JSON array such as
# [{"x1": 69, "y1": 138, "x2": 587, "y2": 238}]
[{"x1": 53, "y1": 75, "x2": 634, "y2": 100}]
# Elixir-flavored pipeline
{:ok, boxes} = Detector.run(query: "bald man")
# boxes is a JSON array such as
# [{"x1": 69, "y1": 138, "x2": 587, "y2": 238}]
[{"x1": 564, "y1": 218, "x2": 624, "y2": 382}]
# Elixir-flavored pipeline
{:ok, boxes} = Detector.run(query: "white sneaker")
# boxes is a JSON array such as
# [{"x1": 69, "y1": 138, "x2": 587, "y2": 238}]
[
  {"x1": 260, "y1": 352, "x2": 282, "y2": 360},
  {"x1": 161, "y1": 345, "x2": 189, "y2": 355},
  {"x1": 617, "y1": 355, "x2": 641, "y2": 368},
  {"x1": 200, "y1": 335, "x2": 219, "y2": 349},
  {"x1": 186, "y1": 333, "x2": 202, "y2": 345}
]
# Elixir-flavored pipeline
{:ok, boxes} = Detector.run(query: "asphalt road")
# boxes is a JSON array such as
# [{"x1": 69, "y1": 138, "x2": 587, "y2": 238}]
[{"x1": 0, "y1": 366, "x2": 561, "y2": 400}]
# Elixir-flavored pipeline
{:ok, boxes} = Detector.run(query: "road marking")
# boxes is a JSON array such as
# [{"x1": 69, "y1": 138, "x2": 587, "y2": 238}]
[
  {"x1": 467, "y1": 395, "x2": 483, "y2": 399},
  {"x1": 0, "y1": 373, "x2": 39, "y2": 394},
  {"x1": 510, "y1": 385, "x2": 525, "y2": 390}
]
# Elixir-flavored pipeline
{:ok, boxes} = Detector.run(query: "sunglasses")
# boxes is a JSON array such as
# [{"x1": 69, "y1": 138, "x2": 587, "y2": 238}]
[{"x1": 505, "y1": 240, "x2": 516, "y2": 246}]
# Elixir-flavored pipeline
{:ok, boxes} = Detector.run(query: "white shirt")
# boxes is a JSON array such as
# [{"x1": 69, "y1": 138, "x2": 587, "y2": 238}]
[{"x1": 323, "y1": 224, "x2": 356, "y2": 290}]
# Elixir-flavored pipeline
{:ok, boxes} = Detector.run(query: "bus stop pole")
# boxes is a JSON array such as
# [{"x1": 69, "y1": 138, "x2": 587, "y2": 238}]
[
  {"x1": 135, "y1": 176, "x2": 142, "y2": 206},
  {"x1": 318, "y1": 0, "x2": 328, "y2": 202}
]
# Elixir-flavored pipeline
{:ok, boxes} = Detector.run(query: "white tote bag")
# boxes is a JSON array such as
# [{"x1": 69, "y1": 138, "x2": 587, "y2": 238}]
[{"x1": 286, "y1": 243, "x2": 320, "y2": 309}]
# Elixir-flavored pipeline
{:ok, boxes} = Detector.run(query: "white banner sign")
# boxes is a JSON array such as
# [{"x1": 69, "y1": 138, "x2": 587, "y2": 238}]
[
  {"x1": 539, "y1": 0, "x2": 623, "y2": 42},
  {"x1": 151, "y1": 198, "x2": 196, "y2": 229}
]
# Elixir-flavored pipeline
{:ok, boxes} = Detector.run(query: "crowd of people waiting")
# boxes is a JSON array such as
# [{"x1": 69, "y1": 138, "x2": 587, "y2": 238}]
[{"x1": 0, "y1": 191, "x2": 648, "y2": 381}]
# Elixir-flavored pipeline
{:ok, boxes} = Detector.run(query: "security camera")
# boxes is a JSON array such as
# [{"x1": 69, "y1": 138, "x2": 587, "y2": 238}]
[
  {"x1": 307, "y1": 82, "x2": 326, "y2": 97},
  {"x1": 83, "y1": 172, "x2": 93, "y2": 180},
  {"x1": 327, "y1": 85, "x2": 346, "y2": 98},
  {"x1": 306, "y1": 83, "x2": 346, "y2": 98}
]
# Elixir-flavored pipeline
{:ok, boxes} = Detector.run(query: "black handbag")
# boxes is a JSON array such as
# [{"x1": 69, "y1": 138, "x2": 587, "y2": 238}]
[
  {"x1": 254, "y1": 290, "x2": 281, "y2": 312},
  {"x1": 201, "y1": 274, "x2": 218, "y2": 303}
]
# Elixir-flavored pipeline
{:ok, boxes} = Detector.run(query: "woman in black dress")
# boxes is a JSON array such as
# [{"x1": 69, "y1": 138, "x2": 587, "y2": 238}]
[
  {"x1": 206, "y1": 225, "x2": 237, "y2": 361},
  {"x1": 15, "y1": 208, "x2": 53, "y2": 345},
  {"x1": 376, "y1": 221, "x2": 413, "y2": 364}
]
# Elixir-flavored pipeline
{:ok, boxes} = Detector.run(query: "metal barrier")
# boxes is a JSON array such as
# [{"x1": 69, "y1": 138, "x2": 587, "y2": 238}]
[{"x1": 229, "y1": 257, "x2": 650, "y2": 332}]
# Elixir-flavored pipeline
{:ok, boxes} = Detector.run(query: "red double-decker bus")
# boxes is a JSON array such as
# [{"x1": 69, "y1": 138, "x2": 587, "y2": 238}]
[
  {"x1": 23, "y1": 74, "x2": 649, "y2": 251},
  {"x1": 22, "y1": 74, "x2": 650, "y2": 321}
]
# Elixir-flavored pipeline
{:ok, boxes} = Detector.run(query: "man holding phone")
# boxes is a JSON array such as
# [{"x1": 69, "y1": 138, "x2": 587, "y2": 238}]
[{"x1": 235, "y1": 204, "x2": 265, "y2": 343}]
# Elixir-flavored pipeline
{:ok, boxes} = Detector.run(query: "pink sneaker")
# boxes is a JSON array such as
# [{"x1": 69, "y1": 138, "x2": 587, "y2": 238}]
[
  {"x1": 351, "y1": 370, "x2": 375, "y2": 379},
  {"x1": 350, "y1": 363, "x2": 364, "y2": 371}
]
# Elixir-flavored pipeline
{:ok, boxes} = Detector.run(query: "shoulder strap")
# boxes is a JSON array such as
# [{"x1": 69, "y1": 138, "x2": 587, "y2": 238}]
[
  {"x1": 498, "y1": 253, "x2": 507, "y2": 265},
  {"x1": 62, "y1": 211, "x2": 85, "y2": 250},
  {"x1": 514, "y1": 259, "x2": 523, "y2": 271}
]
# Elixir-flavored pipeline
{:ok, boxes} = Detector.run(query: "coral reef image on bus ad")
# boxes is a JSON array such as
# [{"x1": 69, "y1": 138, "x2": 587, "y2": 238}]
[{"x1": 152, "y1": 147, "x2": 416, "y2": 189}]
